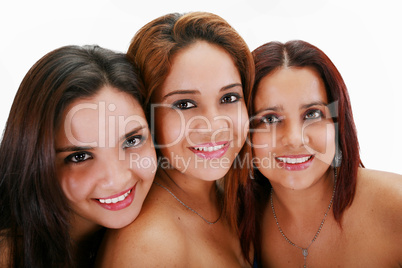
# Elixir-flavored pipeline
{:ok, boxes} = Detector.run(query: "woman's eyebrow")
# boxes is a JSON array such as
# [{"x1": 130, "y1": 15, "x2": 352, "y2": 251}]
[
  {"x1": 220, "y1": 83, "x2": 242, "y2": 92},
  {"x1": 300, "y1": 101, "x2": 327, "y2": 110},
  {"x1": 56, "y1": 146, "x2": 94, "y2": 153},
  {"x1": 121, "y1": 126, "x2": 146, "y2": 142},
  {"x1": 162, "y1": 83, "x2": 242, "y2": 100},
  {"x1": 162, "y1": 89, "x2": 199, "y2": 100},
  {"x1": 253, "y1": 105, "x2": 283, "y2": 116}
]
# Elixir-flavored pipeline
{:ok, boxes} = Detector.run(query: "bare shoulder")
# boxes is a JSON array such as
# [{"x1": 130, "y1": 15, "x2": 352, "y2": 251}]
[
  {"x1": 96, "y1": 185, "x2": 189, "y2": 267},
  {"x1": 356, "y1": 168, "x2": 402, "y2": 201},
  {"x1": 355, "y1": 168, "x2": 402, "y2": 264},
  {"x1": 355, "y1": 168, "x2": 402, "y2": 234}
]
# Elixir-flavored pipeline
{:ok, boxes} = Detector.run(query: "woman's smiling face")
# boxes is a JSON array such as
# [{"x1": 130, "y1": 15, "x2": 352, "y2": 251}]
[
  {"x1": 151, "y1": 41, "x2": 249, "y2": 181},
  {"x1": 55, "y1": 86, "x2": 156, "y2": 234},
  {"x1": 252, "y1": 67, "x2": 336, "y2": 190}
]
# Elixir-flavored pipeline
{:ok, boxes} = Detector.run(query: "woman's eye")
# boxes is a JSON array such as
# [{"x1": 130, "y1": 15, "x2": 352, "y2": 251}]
[
  {"x1": 123, "y1": 135, "x2": 143, "y2": 149},
  {"x1": 65, "y1": 152, "x2": 92, "y2": 163},
  {"x1": 221, "y1": 93, "x2": 240, "y2": 104},
  {"x1": 305, "y1": 109, "x2": 323, "y2": 120},
  {"x1": 261, "y1": 114, "x2": 281, "y2": 124},
  {"x1": 172, "y1": 100, "x2": 196, "y2": 110}
]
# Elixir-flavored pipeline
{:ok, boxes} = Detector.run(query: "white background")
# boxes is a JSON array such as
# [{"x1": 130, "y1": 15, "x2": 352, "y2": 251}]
[{"x1": 0, "y1": 0, "x2": 401, "y2": 174}]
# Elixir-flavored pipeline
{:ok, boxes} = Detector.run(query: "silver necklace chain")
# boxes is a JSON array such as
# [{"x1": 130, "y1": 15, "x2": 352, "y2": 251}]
[
  {"x1": 153, "y1": 181, "x2": 222, "y2": 225},
  {"x1": 270, "y1": 168, "x2": 337, "y2": 268}
]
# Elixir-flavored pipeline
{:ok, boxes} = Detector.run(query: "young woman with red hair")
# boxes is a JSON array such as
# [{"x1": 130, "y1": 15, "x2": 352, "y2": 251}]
[
  {"x1": 249, "y1": 40, "x2": 402, "y2": 267},
  {"x1": 97, "y1": 12, "x2": 255, "y2": 267}
]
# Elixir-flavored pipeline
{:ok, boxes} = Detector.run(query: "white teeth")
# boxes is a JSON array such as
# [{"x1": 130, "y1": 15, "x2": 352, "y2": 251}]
[
  {"x1": 277, "y1": 156, "x2": 311, "y2": 164},
  {"x1": 193, "y1": 144, "x2": 225, "y2": 152},
  {"x1": 98, "y1": 190, "x2": 131, "y2": 204}
]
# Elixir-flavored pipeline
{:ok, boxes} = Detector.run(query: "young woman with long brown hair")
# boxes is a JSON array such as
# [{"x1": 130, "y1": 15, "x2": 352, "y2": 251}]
[{"x1": 0, "y1": 45, "x2": 156, "y2": 267}]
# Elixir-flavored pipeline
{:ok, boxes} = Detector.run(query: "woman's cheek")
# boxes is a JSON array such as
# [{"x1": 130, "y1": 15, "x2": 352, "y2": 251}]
[
  {"x1": 303, "y1": 121, "x2": 336, "y2": 164},
  {"x1": 154, "y1": 110, "x2": 184, "y2": 146},
  {"x1": 252, "y1": 132, "x2": 272, "y2": 157},
  {"x1": 57, "y1": 163, "x2": 95, "y2": 201},
  {"x1": 60, "y1": 174, "x2": 87, "y2": 202}
]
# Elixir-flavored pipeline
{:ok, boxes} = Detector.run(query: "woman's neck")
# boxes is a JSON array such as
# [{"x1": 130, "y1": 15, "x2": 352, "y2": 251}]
[
  {"x1": 155, "y1": 168, "x2": 222, "y2": 218},
  {"x1": 158, "y1": 168, "x2": 219, "y2": 200},
  {"x1": 270, "y1": 168, "x2": 335, "y2": 222}
]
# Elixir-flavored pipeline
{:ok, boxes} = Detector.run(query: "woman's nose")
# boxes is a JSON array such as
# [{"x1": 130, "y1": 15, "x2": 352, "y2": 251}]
[
  {"x1": 187, "y1": 106, "x2": 232, "y2": 139},
  {"x1": 97, "y1": 156, "x2": 132, "y2": 188},
  {"x1": 280, "y1": 122, "x2": 306, "y2": 149}
]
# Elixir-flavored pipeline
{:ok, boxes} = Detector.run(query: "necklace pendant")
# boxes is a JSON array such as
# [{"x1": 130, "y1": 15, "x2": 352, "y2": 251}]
[{"x1": 302, "y1": 248, "x2": 308, "y2": 257}]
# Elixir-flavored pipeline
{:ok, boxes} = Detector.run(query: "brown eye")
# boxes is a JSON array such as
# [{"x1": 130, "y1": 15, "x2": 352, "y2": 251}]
[
  {"x1": 304, "y1": 109, "x2": 323, "y2": 120},
  {"x1": 172, "y1": 100, "x2": 196, "y2": 110},
  {"x1": 261, "y1": 114, "x2": 281, "y2": 124},
  {"x1": 221, "y1": 93, "x2": 240, "y2": 104},
  {"x1": 65, "y1": 152, "x2": 92, "y2": 163}
]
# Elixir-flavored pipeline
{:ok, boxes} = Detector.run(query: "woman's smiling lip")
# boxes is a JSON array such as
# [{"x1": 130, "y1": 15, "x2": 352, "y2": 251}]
[
  {"x1": 275, "y1": 154, "x2": 314, "y2": 171},
  {"x1": 188, "y1": 141, "x2": 230, "y2": 159},
  {"x1": 94, "y1": 184, "x2": 136, "y2": 211}
]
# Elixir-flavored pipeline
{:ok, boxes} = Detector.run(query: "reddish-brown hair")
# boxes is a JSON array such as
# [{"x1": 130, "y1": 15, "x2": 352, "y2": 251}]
[
  {"x1": 247, "y1": 40, "x2": 364, "y2": 263},
  {"x1": 127, "y1": 12, "x2": 255, "y2": 261}
]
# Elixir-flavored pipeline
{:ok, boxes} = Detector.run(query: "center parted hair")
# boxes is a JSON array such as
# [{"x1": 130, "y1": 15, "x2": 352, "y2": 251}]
[
  {"x1": 247, "y1": 40, "x2": 364, "y2": 264},
  {"x1": 128, "y1": 12, "x2": 254, "y2": 114},
  {"x1": 127, "y1": 11, "x2": 255, "y2": 262},
  {"x1": 251, "y1": 40, "x2": 363, "y2": 221}
]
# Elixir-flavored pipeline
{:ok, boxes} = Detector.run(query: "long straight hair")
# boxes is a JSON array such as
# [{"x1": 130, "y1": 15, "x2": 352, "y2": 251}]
[
  {"x1": 246, "y1": 40, "x2": 363, "y2": 263},
  {"x1": 127, "y1": 11, "x2": 255, "y2": 262},
  {"x1": 0, "y1": 45, "x2": 144, "y2": 267}
]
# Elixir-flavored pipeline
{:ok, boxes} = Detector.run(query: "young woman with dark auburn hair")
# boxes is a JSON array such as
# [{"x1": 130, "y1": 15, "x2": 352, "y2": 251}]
[
  {"x1": 0, "y1": 45, "x2": 156, "y2": 267},
  {"x1": 97, "y1": 12, "x2": 255, "y2": 267},
  {"x1": 248, "y1": 40, "x2": 402, "y2": 267}
]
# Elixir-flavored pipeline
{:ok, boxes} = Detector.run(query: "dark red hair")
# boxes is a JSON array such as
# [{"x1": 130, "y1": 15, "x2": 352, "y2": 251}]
[{"x1": 245, "y1": 40, "x2": 363, "y2": 263}]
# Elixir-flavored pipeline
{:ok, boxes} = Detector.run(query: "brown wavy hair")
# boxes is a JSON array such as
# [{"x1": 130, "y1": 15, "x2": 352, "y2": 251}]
[
  {"x1": 127, "y1": 12, "x2": 255, "y2": 261},
  {"x1": 0, "y1": 45, "x2": 144, "y2": 267}
]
